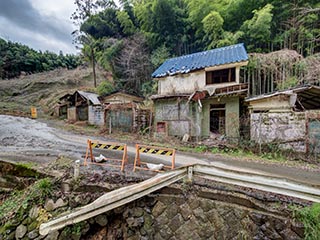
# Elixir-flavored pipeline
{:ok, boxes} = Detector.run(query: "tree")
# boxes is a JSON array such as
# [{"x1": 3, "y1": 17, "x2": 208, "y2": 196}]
[
  {"x1": 114, "y1": 33, "x2": 152, "y2": 95},
  {"x1": 79, "y1": 34, "x2": 98, "y2": 87},
  {"x1": 97, "y1": 80, "x2": 115, "y2": 95},
  {"x1": 240, "y1": 4, "x2": 274, "y2": 52},
  {"x1": 278, "y1": 4, "x2": 320, "y2": 55},
  {"x1": 0, "y1": 38, "x2": 80, "y2": 79},
  {"x1": 151, "y1": 45, "x2": 171, "y2": 68},
  {"x1": 134, "y1": 0, "x2": 189, "y2": 55},
  {"x1": 202, "y1": 11, "x2": 224, "y2": 49},
  {"x1": 116, "y1": 10, "x2": 136, "y2": 36}
]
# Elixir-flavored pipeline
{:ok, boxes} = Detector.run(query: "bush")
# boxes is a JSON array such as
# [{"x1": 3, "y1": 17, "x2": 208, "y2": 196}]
[
  {"x1": 295, "y1": 203, "x2": 320, "y2": 239},
  {"x1": 97, "y1": 80, "x2": 114, "y2": 96}
]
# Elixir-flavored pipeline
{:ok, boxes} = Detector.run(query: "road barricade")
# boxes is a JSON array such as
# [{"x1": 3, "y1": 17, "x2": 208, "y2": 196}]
[
  {"x1": 133, "y1": 144, "x2": 175, "y2": 172},
  {"x1": 84, "y1": 139, "x2": 128, "y2": 171}
]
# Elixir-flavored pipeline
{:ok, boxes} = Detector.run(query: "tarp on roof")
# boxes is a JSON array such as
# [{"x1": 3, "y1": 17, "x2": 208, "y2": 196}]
[
  {"x1": 78, "y1": 91, "x2": 101, "y2": 105},
  {"x1": 152, "y1": 43, "x2": 248, "y2": 78}
]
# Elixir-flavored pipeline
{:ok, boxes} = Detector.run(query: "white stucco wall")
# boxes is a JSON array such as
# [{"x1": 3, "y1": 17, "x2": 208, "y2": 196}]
[
  {"x1": 157, "y1": 65, "x2": 243, "y2": 95},
  {"x1": 158, "y1": 71, "x2": 206, "y2": 95},
  {"x1": 88, "y1": 105, "x2": 105, "y2": 126}
]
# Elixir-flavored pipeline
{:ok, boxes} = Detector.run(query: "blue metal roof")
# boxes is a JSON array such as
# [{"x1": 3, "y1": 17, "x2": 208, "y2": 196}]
[{"x1": 152, "y1": 43, "x2": 248, "y2": 78}]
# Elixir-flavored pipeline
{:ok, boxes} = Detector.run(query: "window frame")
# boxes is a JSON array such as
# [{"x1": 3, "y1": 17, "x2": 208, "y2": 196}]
[{"x1": 206, "y1": 68, "x2": 236, "y2": 85}]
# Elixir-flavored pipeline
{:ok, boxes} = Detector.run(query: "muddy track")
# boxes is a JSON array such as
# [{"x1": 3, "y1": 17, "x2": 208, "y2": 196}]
[{"x1": 1, "y1": 115, "x2": 320, "y2": 187}]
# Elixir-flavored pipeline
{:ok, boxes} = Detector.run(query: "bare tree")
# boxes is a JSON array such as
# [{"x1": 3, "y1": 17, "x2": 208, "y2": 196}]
[{"x1": 114, "y1": 33, "x2": 153, "y2": 95}]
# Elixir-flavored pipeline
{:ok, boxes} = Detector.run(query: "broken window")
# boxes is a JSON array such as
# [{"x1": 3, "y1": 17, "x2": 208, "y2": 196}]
[
  {"x1": 206, "y1": 68, "x2": 235, "y2": 85},
  {"x1": 210, "y1": 104, "x2": 226, "y2": 134}
]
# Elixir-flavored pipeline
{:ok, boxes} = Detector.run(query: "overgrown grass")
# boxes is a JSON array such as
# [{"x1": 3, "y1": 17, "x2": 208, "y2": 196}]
[
  {"x1": 0, "y1": 178, "x2": 54, "y2": 222},
  {"x1": 16, "y1": 162, "x2": 37, "y2": 169},
  {"x1": 293, "y1": 203, "x2": 320, "y2": 239}
]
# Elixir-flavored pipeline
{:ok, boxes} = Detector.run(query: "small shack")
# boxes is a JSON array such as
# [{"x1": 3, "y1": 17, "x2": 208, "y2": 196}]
[
  {"x1": 246, "y1": 85, "x2": 320, "y2": 153},
  {"x1": 54, "y1": 93, "x2": 72, "y2": 118},
  {"x1": 67, "y1": 91, "x2": 104, "y2": 126},
  {"x1": 101, "y1": 91, "x2": 151, "y2": 133}
]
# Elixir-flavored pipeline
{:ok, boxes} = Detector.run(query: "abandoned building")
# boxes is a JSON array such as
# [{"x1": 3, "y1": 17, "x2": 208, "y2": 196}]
[
  {"x1": 66, "y1": 91, "x2": 104, "y2": 126},
  {"x1": 246, "y1": 85, "x2": 320, "y2": 153},
  {"x1": 54, "y1": 93, "x2": 72, "y2": 118},
  {"x1": 151, "y1": 43, "x2": 249, "y2": 139},
  {"x1": 101, "y1": 91, "x2": 151, "y2": 133}
]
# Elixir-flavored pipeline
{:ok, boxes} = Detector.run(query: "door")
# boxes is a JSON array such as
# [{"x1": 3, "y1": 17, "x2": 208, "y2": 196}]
[{"x1": 210, "y1": 104, "x2": 226, "y2": 135}]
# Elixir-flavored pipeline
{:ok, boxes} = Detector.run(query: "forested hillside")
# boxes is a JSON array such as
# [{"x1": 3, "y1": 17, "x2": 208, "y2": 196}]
[
  {"x1": 1, "y1": 0, "x2": 319, "y2": 97},
  {"x1": 0, "y1": 38, "x2": 80, "y2": 79},
  {"x1": 72, "y1": 0, "x2": 319, "y2": 96}
]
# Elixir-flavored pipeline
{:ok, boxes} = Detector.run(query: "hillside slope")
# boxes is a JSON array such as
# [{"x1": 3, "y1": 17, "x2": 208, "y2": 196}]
[{"x1": 0, "y1": 67, "x2": 109, "y2": 117}]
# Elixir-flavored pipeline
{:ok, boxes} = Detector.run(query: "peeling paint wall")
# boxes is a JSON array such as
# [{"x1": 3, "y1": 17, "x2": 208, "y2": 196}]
[
  {"x1": 154, "y1": 99, "x2": 192, "y2": 136},
  {"x1": 248, "y1": 95, "x2": 292, "y2": 112},
  {"x1": 154, "y1": 97, "x2": 240, "y2": 139},
  {"x1": 88, "y1": 106, "x2": 104, "y2": 126},
  {"x1": 157, "y1": 66, "x2": 243, "y2": 95},
  {"x1": 158, "y1": 71, "x2": 205, "y2": 95},
  {"x1": 250, "y1": 112, "x2": 306, "y2": 152}
]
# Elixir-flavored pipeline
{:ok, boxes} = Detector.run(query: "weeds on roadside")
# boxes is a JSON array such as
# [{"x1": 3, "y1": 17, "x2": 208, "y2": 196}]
[
  {"x1": 0, "y1": 178, "x2": 54, "y2": 222},
  {"x1": 16, "y1": 162, "x2": 36, "y2": 169},
  {"x1": 293, "y1": 203, "x2": 320, "y2": 239},
  {"x1": 194, "y1": 145, "x2": 208, "y2": 153}
]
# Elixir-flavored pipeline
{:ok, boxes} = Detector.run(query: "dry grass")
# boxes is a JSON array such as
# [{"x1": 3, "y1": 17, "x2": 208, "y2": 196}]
[{"x1": 0, "y1": 66, "x2": 109, "y2": 116}]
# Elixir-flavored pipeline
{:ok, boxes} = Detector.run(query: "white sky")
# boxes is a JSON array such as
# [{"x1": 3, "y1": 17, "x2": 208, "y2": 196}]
[{"x1": 0, "y1": 0, "x2": 78, "y2": 54}]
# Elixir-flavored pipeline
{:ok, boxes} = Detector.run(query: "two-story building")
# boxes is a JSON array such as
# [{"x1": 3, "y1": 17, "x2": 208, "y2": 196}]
[{"x1": 151, "y1": 43, "x2": 249, "y2": 140}]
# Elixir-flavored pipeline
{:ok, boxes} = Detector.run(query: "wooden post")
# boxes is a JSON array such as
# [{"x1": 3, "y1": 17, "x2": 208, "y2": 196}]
[
  {"x1": 133, "y1": 144, "x2": 140, "y2": 172},
  {"x1": 172, "y1": 150, "x2": 176, "y2": 169},
  {"x1": 149, "y1": 111, "x2": 153, "y2": 137},
  {"x1": 121, "y1": 145, "x2": 127, "y2": 172},
  {"x1": 258, "y1": 113, "x2": 262, "y2": 155},
  {"x1": 109, "y1": 116, "x2": 112, "y2": 134},
  {"x1": 89, "y1": 140, "x2": 94, "y2": 162},
  {"x1": 84, "y1": 140, "x2": 90, "y2": 166}
]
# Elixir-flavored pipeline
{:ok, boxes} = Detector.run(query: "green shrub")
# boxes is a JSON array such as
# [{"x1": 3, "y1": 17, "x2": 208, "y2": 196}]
[
  {"x1": 294, "y1": 203, "x2": 320, "y2": 239},
  {"x1": 97, "y1": 80, "x2": 114, "y2": 96}
]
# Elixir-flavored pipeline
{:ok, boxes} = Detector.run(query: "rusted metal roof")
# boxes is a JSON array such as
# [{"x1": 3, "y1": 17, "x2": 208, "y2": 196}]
[
  {"x1": 78, "y1": 91, "x2": 101, "y2": 105},
  {"x1": 152, "y1": 43, "x2": 248, "y2": 78}
]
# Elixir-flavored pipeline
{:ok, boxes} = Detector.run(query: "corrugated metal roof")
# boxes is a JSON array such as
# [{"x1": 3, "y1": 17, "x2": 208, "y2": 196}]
[
  {"x1": 78, "y1": 91, "x2": 101, "y2": 105},
  {"x1": 152, "y1": 43, "x2": 248, "y2": 78}
]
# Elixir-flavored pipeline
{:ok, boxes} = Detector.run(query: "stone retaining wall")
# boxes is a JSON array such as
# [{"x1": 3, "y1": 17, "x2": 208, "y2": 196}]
[
  {"x1": 83, "y1": 186, "x2": 304, "y2": 240},
  {"x1": 1, "y1": 183, "x2": 305, "y2": 240}
]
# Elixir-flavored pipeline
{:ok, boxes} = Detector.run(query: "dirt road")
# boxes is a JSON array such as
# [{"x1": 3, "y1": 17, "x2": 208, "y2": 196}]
[
  {"x1": 0, "y1": 115, "x2": 85, "y2": 164},
  {"x1": 1, "y1": 115, "x2": 320, "y2": 186}
]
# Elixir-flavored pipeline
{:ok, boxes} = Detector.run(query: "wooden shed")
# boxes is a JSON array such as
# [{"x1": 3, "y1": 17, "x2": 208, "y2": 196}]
[
  {"x1": 67, "y1": 91, "x2": 104, "y2": 125},
  {"x1": 101, "y1": 91, "x2": 151, "y2": 133}
]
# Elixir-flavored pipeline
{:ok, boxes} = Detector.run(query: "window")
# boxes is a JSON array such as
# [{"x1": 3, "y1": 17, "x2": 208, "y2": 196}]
[{"x1": 206, "y1": 68, "x2": 235, "y2": 85}]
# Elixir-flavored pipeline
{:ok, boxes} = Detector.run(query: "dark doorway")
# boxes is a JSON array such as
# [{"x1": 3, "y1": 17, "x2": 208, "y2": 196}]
[{"x1": 210, "y1": 104, "x2": 226, "y2": 134}]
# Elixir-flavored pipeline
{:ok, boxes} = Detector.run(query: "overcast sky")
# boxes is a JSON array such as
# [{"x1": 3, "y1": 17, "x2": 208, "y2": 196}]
[{"x1": 0, "y1": 0, "x2": 78, "y2": 54}]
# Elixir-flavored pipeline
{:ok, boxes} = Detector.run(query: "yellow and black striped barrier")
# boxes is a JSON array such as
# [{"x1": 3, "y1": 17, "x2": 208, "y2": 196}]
[
  {"x1": 133, "y1": 144, "x2": 175, "y2": 172},
  {"x1": 84, "y1": 139, "x2": 128, "y2": 171},
  {"x1": 138, "y1": 147, "x2": 174, "y2": 156},
  {"x1": 91, "y1": 142, "x2": 125, "y2": 151}
]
